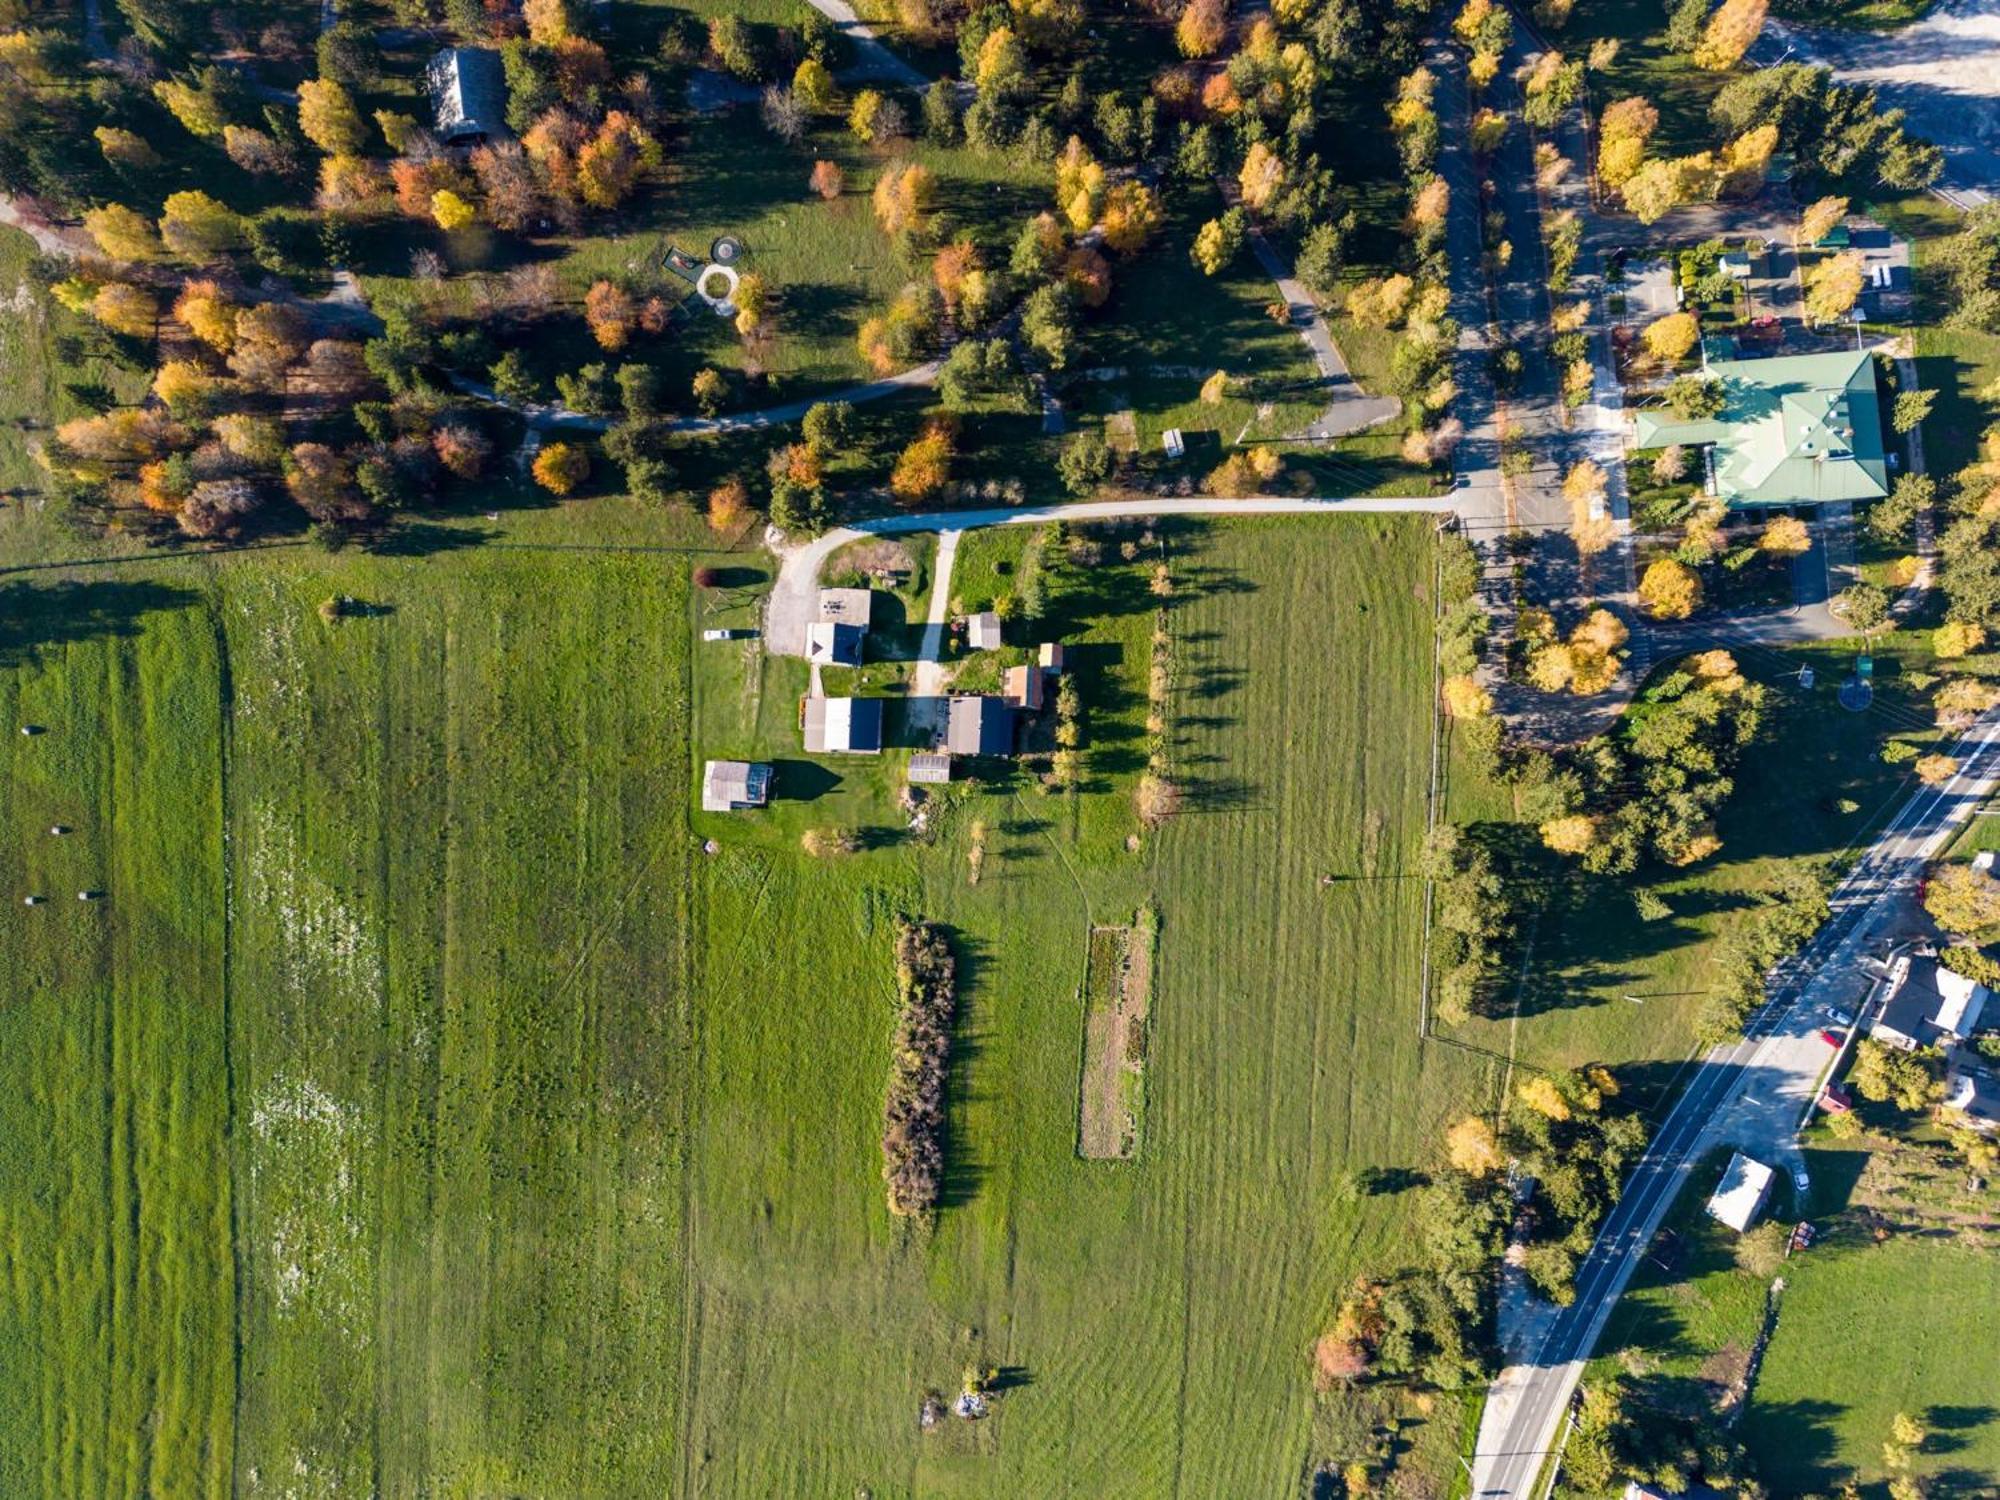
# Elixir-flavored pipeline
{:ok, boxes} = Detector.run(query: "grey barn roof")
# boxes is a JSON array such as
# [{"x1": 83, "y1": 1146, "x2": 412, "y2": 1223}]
[
  {"x1": 946, "y1": 696, "x2": 1012, "y2": 756},
  {"x1": 428, "y1": 47, "x2": 509, "y2": 145},
  {"x1": 803, "y1": 696, "x2": 883, "y2": 754}
]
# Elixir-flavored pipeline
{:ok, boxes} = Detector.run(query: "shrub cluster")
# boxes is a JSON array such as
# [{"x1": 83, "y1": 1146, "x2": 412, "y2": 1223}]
[{"x1": 882, "y1": 920, "x2": 959, "y2": 1217}]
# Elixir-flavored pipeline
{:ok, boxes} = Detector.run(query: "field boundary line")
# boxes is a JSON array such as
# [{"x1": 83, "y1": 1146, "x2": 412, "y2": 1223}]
[
  {"x1": 1419, "y1": 526, "x2": 1447, "y2": 1039},
  {"x1": 209, "y1": 592, "x2": 249, "y2": 1487}
]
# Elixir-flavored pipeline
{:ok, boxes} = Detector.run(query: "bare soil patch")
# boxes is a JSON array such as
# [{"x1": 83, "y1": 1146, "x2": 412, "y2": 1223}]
[{"x1": 1077, "y1": 910, "x2": 1155, "y2": 1160}]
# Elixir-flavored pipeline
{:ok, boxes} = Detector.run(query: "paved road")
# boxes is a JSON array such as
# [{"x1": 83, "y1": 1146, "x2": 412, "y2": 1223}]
[
  {"x1": 1471, "y1": 708, "x2": 2000, "y2": 1498},
  {"x1": 762, "y1": 493, "x2": 1454, "y2": 656},
  {"x1": 798, "y1": 0, "x2": 931, "y2": 90}
]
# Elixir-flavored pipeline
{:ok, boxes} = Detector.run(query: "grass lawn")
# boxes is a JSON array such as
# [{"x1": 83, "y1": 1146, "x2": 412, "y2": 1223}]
[
  {"x1": 1582, "y1": 1151, "x2": 1773, "y2": 1422},
  {"x1": 1745, "y1": 1236, "x2": 2000, "y2": 1491},
  {"x1": 0, "y1": 498, "x2": 1497, "y2": 1495},
  {"x1": 1914, "y1": 325, "x2": 2000, "y2": 480},
  {"x1": 0, "y1": 230, "x2": 154, "y2": 499},
  {"x1": 1559, "y1": 0, "x2": 1732, "y2": 157}
]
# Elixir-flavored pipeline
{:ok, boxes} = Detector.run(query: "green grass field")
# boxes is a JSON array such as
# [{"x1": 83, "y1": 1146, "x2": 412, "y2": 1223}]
[
  {"x1": 1745, "y1": 1238, "x2": 2000, "y2": 1490},
  {"x1": 0, "y1": 503, "x2": 1493, "y2": 1495},
  {"x1": 1584, "y1": 1143, "x2": 2000, "y2": 1495}
]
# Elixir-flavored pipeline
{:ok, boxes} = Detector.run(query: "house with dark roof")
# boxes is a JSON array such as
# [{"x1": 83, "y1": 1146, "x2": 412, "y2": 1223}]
[
  {"x1": 803, "y1": 696, "x2": 883, "y2": 754},
  {"x1": 946, "y1": 695, "x2": 1012, "y2": 757},
  {"x1": 427, "y1": 47, "x2": 510, "y2": 147},
  {"x1": 1630, "y1": 349, "x2": 1889, "y2": 509},
  {"x1": 807, "y1": 621, "x2": 865, "y2": 667},
  {"x1": 1872, "y1": 953, "x2": 1990, "y2": 1052}
]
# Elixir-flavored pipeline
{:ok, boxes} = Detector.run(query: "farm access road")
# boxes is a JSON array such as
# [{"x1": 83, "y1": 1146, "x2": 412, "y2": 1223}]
[{"x1": 1470, "y1": 709, "x2": 2000, "y2": 1499}]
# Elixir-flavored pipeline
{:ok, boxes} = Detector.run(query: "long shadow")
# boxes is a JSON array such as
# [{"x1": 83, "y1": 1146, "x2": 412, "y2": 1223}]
[
  {"x1": 1743, "y1": 1397, "x2": 1848, "y2": 1495},
  {"x1": 0, "y1": 579, "x2": 203, "y2": 667},
  {"x1": 937, "y1": 924, "x2": 991, "y2": 1213}
]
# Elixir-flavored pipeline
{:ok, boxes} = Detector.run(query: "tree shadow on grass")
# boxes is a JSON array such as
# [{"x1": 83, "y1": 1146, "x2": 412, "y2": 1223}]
[
  {"x1": 361, "y1": 521, "x2": 500, "y2": 558},
  {"x1": 1744, "y1": 1397, "x2": 1848, "y2": 1495},
  {"x1": 0, "y1": 579, "x2": 203, "y2": 668},
  {"x1": 938, "y1": 924, "x2": 991, "y2": 1213},
  {"x1": 1925, "y1": 1405, "x2": 2000, "y2": 1456}
]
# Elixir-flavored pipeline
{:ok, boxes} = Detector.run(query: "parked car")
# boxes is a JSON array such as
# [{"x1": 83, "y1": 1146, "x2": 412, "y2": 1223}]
[
  {"x1": 1818, "y1": 1028, "x2": 1846, "y2": 1048},
  {"x1": 1793, "y1": 1166, "x2": 1810, "y2": 1193},
  {"x1": 1823, "y1": 1006, "x2": 1854, "y2": 1028}
]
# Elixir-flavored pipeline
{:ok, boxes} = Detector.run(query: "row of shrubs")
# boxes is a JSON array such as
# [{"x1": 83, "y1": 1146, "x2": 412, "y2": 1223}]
[{"x1": 882, "y1": 919, "x2": 959, "y2": 1217}]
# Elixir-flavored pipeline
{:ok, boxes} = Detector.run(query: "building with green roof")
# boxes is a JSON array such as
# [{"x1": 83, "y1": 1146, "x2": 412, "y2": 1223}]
[{"x1": 1630, "y1": 349, "x2": 1889, "y2": 509}]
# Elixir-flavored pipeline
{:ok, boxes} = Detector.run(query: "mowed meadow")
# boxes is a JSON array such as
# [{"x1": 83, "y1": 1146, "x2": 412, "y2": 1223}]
[{"x1": 0, "y1": 516, "x2": 1489, "y2": 1495}]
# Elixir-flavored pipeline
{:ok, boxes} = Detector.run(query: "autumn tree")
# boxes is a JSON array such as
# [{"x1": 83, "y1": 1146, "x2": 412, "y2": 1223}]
[
  {"x1": 708, "y1": 477, "x2": 751, "y2": 532},
  {"x1": 84, "y1": 205, "x2": 162, "y2": 263},
  {"x1": 809, "y1": 159, "x2": 844, "y2": 200},
  {"x1": 872, "y1": 160, "x2": 936, "y2": 238},
  {"x1": 890, "y1": 422, "x2": 953, "y2": 502},
  {"x1": 533, "y1": 441, "x2": 590, "y2": 495},
  {"x1": 1191, "y1": 208, "x2": 1247, "y2": 275},
  {"x1": 1565, "y1": 459, "x2": 1613, "y2": 555},
  {"x1": 90, "y1": 282, "x2": 157, "y2": 337},
  {"x1": 1720, "y1": 123, "x2": 1778, "y2": 198},
  {"x1": 160, "y1": 191, "x2": 245, "y2": 260},
  {"x1": 298, "y1": 78, "x2": 368, "y2": 155},
  {"x1": 1517, "y1": 1076, "x2": 1572, "y2": 1121},
  {"x1": 1693, "y1": 0, "x2": 1766, "y2": 69},
  {"x1": 1915, "y1": 753, "x2": 1960, "y2": 787},
  {"x1": 1639, "y1": 557, "x2": 1702, "y2": 619},
  {"x1": 95, "y1": 126, "x2": 160, "y2": 171},
  {"x1": 1443, "y1": 674, "x2": 1493, "y2": 719},
  {"x1": 1642, "y1": 311, "x2": 1700, "y2": 363},
  {"x1": 1101, "y1": 182, "x2": 1161, "y2": 256},
  {"x1": 1759, "y1": 515, "x2": 1811, "y2": 555},
  {"x1": 286, "y1": 442, "x2": 367, "y2": 524},
  {"x1": 228, "y1": 303, "x2": 307, "y2": 386},
  {"x1": 577, "y1": 113, "x2": 661, "y2": 209},
  {"x1": 173, "y1": 282, "x2": 238, "y2": 352},
  {"x1": 1597, "y1": 96, "x2": 1657, "y2": 189},
  {"x1": 1798, "y1": 195, "x2": 1849, "y2": 246},
  {"x1": 1935, "y1": 621, "x2": 1986, "y2": 659},
  {"x1": 1239, "y1": 141, "x2": 1286, "y2": 214},
  {"x1": 1446, "y1": 1116, "x2": 1503, "y2": 1177},
  {"x1": 1541, "y1": 814, "x2": 1600, "y2": 855},
  {"x1": 432, "y1": 423, "x2": 492, "y2": 480},
  {"x1": 1620, "y1": 157, "x2": 1682, "y2": 224},
  {"x1": 1176, "y1": 0, "x2": 1227, "y2": 57},
  {"x1": 585, "y1": 281, "x2": 638, "y2": 351},
  {"x1": 1804, "y1": 250, "x2": 1865, "y2": 324}
]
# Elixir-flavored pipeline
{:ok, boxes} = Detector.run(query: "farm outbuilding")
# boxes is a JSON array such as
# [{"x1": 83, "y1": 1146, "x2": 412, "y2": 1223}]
[
  {"x1": 1705, "y1": 1152, "x2": 1774, "y2": 1233},
  {"x1": 807, "y1": 621, "x2": 865, "y2": 667},
  {"x1": 427, "y1": 47, "x2": 509, "y2": 146},
  {"x1": 1039, "y1": 642, "x2": 1065, "y2": 672},
  {"x1": 702, "y1": 759, "x2": 771, "y2": 812},
  {"x1": 908, "y1": 753, "x2": 952, "y2": 784},
  {"x1": 967, "y1": 611, "x2": 1002, "y2": 650},
  {"x1": 946, "y1": 696, "x2": 1012, "y2": 757},
  {"x1": 1003, "y1": 665, "x2": 1044, "y2": 711},
  {"x1": 803, "y1": 696, "x2": 884, "y2": 754}
]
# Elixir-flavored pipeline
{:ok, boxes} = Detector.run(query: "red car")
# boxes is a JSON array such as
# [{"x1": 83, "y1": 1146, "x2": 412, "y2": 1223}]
[{"x1": 1818, "y1": 1028, "x2": 1846, "y2": 1048}]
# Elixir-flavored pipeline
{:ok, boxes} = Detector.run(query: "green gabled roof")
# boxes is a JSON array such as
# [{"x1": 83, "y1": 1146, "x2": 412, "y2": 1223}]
[{"x1": 1631, "y1": 349, "x2": 1889, "y2": 508}]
